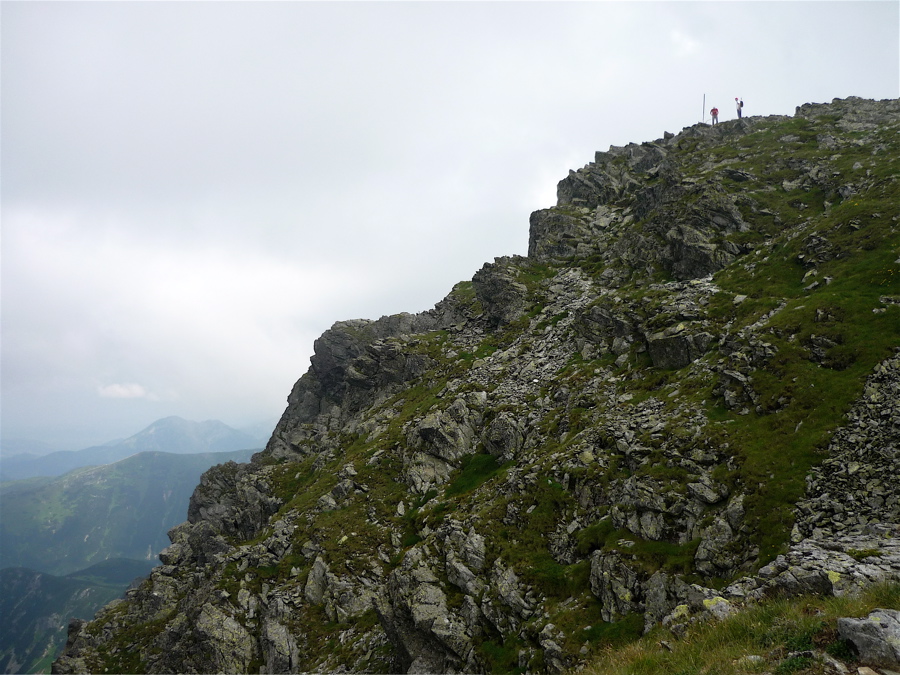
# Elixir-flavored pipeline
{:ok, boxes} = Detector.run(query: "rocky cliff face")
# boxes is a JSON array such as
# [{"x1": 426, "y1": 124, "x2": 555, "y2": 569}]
[{"x1": 54, "y1": 97, "x2": 900, "y2": 674}]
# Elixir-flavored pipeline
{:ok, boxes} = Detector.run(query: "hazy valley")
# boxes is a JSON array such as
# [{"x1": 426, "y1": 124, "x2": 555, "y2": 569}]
[{"x1": 0, "y1": 417, "x2": 263, "y2": 673}]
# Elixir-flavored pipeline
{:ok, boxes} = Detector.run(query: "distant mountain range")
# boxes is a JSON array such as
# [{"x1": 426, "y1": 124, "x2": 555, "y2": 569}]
[
  {"x1": 0, "y1": 438, "x2": 58, "y2": 458},
  {"x1": 0, "y1": 416, "x2": 268, "y2": 673},
  {"x1": 0, "y1": 446, "x2": 257, "y2": 576},
  {"x1": 0, "y1": 416, "x2": 263, "y2": 482},
  {"x1": 1, "y1": 559, "x2": 157, "y2": 674}
]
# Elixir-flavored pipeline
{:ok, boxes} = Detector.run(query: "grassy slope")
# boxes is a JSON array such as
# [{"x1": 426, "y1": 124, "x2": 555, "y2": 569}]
[
  {"x1": 695, "y1": 113, "x2": 900, "y2": 563},
  {"x1": 583, "y1": 582, "x2": 900, "y2": 675}
]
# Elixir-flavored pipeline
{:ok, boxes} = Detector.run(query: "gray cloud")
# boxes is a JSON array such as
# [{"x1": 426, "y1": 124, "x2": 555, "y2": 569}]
[{"x1": 2, "y1": 1, "x2": 897, "y2": 450}]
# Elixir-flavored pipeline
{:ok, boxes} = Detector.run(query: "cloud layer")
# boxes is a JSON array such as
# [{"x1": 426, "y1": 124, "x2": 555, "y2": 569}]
[{"x1": 2, "y1": 1, "x2": 898, "y2": 450}]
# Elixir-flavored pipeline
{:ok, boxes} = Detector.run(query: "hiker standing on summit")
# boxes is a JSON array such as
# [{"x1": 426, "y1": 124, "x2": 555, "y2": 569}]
[
  {"x1": 736, "y1": 97, "x2": 744, "y2": 119},
  {"x1": 710, "y1": 106, "x2": 719, "y2": 124}
]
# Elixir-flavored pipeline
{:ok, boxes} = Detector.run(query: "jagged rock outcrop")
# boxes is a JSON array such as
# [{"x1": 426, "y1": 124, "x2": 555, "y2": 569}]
[
  {"x1": 376, "y1": 546, "x2": 476, "y2": 673},
  {"x1": 403, "y1": 394, "x2": 485, "y2": 493},
  {"x1": 54, "y1": 96, "x2": 900, "y2": 674},
  {"x1": 531, "y1": 121, "x2": 757, "y2": 283},
  {"x1": 186, "y1": 461, "x2": 282, "y2": 541}
]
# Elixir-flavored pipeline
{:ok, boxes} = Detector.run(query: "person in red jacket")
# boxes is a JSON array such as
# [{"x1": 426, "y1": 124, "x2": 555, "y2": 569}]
[{"x1": 710, "y1": 107, "x2": 719, "y2": 125}]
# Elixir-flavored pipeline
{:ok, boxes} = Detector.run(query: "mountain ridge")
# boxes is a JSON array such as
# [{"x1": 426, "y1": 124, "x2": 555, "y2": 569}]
[
  {"x1": 1, "y1": 446, "x2": 258, "y2": 575},
  {"x1": 54, "y1": 97, "x2": 900, "y2": 675},
  {"x1": 1, "y1": 446, "x2": 258, "y2": 674},
  {"x1": 0, "y1": 416, "x2": 261, "y2": 482},
  {"x1": 1, "y1": 559, "x2": 157, "y2": 674}
]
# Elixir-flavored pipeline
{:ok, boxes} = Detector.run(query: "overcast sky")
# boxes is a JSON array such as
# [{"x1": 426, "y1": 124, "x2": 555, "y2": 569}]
[{"x1": 2, "y1": 1, "x2": 898, "y2": 452}]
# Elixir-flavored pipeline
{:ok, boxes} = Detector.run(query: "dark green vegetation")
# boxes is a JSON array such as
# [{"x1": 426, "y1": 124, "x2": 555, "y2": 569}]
[
  {"x1": 1, "y1": 448, "x2": 257, "y2": 575},
  {"x1": 0, "y1": 559, "x2": 156, "y2": 674},
  {"x1": 445, "y1": 452, "x2": 509, "y2": 497}
]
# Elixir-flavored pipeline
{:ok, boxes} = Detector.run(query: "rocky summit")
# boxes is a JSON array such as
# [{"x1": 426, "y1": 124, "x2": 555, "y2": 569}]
[{"x1": 54, "y1": 97, "x2": 900, "y2": 674}]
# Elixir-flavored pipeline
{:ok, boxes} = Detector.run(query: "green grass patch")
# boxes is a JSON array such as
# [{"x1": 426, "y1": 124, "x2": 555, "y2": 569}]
[
  {"x1": 576, "y1": 518, "x2": 617, "y2": 556},
  {"x1": 528, "y1": 552, "x2": 590, "y2": 599},
  {"x1": 583, "y1": 612, "x2": 645, "y2": 647},
  {"x1": 705, "y1": 188, "x2": 900, "y2": 564},
  {"x1": 574, "y1": 518, "x2": 701, "y2": 576},
  {"x1": 847, "y1": 548, "x2": 882, "y2": 561},
  {"x1": 582, "y1": 582, "x2": 900, "y2": 675},
  {"x1": 445, "y1": 453, "x2": 508, "y2": 497},
  {"x1": 479, "y1": 635, "x2": 526, "y2": 674}
]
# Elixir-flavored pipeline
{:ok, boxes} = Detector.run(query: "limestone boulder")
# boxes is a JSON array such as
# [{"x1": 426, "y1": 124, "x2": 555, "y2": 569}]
[
  {"x1": 262, "y1": 619, "x2": 301, "y2": 674},
  {"x1": 193, "y1": 604, "x2": 257, "y2": 674},
  {"x1": 838, "y1": 609, "x2": 900, "y2": 669},
  {"x1": 481, "y1": 411, "x2": 524, "y2": 462},
  {"x1": 646, "y1": 330, "x2": 714, "y2": 369},
  {"x1": 375, "y1": 547, "x2": 476, "y2": 674},
  {"x1": 404, "y1": 397, "x2": 481, "y2": 492}
]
